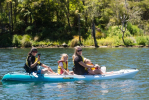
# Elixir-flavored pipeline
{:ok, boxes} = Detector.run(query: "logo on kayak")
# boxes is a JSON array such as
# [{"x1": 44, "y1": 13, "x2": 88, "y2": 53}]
[{"x1": 63, "y1": 77, "x2": 74, "y2": 79}]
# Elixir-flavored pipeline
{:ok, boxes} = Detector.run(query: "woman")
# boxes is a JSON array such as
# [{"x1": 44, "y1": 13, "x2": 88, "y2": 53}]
[
  {"x1": 72, "y1": 46, "x2": 103, "y2": 75},
  {"x1": 57, "y1": 53, "x2": 73, "y2": 75},
  {"x1": 24, "y1": 47, "x2": 56, "y2": 75}
]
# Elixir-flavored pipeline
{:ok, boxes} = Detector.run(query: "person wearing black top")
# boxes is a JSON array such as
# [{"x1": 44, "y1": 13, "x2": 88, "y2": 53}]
[
  {"x1": 24, "y1": 47, "x2": 56, "y2": 74},
  {"x1": 72, "y1": 46, "x2": 96, "y2": 75}
]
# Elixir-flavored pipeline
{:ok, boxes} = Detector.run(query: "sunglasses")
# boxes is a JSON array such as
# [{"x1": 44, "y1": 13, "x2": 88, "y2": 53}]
[
  {"x1": 77, "y1": 49, "x2": 82, "y2": 52},
  {"x1": 32, "y1": 51, "x2": 37, "y2": 53}
]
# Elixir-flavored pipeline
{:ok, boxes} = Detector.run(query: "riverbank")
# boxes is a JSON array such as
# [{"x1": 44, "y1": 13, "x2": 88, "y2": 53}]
[{"x1": 0, "y1": 45, "x2": 149, "y2": 49}]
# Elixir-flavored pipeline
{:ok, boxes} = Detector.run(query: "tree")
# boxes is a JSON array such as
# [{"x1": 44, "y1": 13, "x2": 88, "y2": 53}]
[
  {"x1": 83, "y1": 0, "x2": 101, "y2": 47},
  {"x1": 109, "y1": 0, "x2": 142, "y2": 45}
]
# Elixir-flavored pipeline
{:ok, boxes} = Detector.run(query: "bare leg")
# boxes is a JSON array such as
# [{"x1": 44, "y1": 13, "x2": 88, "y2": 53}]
[
  {"x1": 93, "y1": 68, "x2": 103, "y2": 75},
  {"x1": 41, "y1": 68, "x2": 57, "y2": 75},
  {"x1": 105, "y1": 71, "x2": 113, "y2": 74},
  {"x1": 88, "y1": 69, "x2": 95, "y2": 75},
  {"x1": 69, "y1": 71, "x2": 74, "y2": 75},
  {"x1": 48, "y1": 67, "x2": 57, "y2": 74},
  {"x1": 62, "y1": 71, "x2": 69, "y2": 75}
]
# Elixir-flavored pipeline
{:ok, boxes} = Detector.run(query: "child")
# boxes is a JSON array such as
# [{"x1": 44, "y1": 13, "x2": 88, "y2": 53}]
[
  {"x1": 84, "y1": 59, "x2": 105, "y2": 75},
  {"x1": 57, "y1": 53, "x2": 73, "y2": 75}
]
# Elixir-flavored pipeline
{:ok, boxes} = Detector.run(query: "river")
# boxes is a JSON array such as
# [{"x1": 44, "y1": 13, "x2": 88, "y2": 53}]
[{"x1": 0, "y1": 48, "x2": 148, "y2": 99}]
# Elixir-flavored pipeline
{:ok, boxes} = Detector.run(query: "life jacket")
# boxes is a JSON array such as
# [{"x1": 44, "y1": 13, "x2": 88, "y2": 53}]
[
  {"x1": 73, "y1": 55, "x2": 88, "y2": 75},
  {"x1": 87, "y1": 63, "x2": 95, "y2": 70},
  {"x1": 73, "y1": 55, "x2": 88, "y2": 70},
  {"x1": 57, "y1": 60, "x2": 68, "y2": 74},
  {"x1": 24, "y1": 55, "x2": 40, "y2": 73}
]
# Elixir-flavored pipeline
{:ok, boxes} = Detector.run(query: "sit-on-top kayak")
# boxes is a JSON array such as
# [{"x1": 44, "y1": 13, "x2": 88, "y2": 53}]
[{"x1": 1, "y1": 68, "x2": 139, "y2": 82}]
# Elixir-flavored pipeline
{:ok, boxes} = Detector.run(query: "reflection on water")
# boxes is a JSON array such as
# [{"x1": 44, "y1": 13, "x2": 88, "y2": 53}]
[{"x1": 0, "y1": 48, "x2": 149, "y2": 99}]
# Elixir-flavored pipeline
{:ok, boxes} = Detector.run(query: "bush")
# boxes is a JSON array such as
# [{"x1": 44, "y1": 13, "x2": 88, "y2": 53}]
[
  {"x1": 97, "y1": 36, "x2": 123, "y2": 47},
  {"x1": 127, "y1": 22, "x2": 143, "y2": 36},
  {"x1": 146, "y1": 36, "x2": 149, "y2": 46},
  {"x1": 12, "y1": 35, "x2": 22, "y2": 47},
  {"x1": 82, "y1": 36, "x2": 94, "y2": 46},
  {"x1": 97, "y1": 37, "x2": 114, "y2": 46},
  {"x1": 69, "y1": 38, "x2": 79, "y2": 47},
  {"x1": 107, "y1": 26, "x2": 131, "y2": 38},
  {"x1": 95, "y1": 28, "x2": 105, "y2": 39},
  {"x1": 135, "y1": 36, "x2": 147, "y2": 46},
  {"x1": 32, "y1": 41, "x2": 39, "y2": 47},
  {"x1": 21, "y1": 35, "x2": 32, "y2": 47},
  {"x1": 124, "y1": 38, "x2": 134, "y2": 46}
]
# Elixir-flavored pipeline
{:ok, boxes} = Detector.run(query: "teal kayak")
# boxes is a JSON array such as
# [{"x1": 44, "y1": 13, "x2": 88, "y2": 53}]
[{"x1": 1, "y1": 69, "x2": 139, "y2": 82}]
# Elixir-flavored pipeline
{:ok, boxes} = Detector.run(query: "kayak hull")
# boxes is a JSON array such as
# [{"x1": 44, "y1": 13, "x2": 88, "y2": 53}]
[{"x1": 1, "y1": 69, "x2": 139, "y2": 82}]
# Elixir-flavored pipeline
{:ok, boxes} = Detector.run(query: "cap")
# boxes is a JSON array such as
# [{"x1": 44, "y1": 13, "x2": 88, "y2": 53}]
[{"x1": 31, "y1": 47, "x2": 37, "y2": 52}]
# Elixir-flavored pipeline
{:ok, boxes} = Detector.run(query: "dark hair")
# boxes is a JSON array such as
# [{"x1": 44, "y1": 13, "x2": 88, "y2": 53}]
[{"x1": 28, "y1": 47, "x2": 37, "y2": 55}]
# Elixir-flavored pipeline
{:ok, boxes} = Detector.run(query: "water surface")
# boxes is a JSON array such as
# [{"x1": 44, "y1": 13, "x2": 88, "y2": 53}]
[{"x1": 0, "y1": 48, "x2": 148, "y2": 99}]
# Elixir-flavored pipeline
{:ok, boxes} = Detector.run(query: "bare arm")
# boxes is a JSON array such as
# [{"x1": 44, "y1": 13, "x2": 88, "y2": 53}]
[
  {"x1": 41, "y1": 64, "x2": 55, "y2": 73},
  {"x1": 41, "y1": 64, "x2": 49, "y2": 68},
  {"x1": 30, "y1": 56, "x2": 40, "y2": 68},
  {"x1": 78, "y1": 61, "x2": 94, "y2": 68},
  {"x1": 60, "y1": 66, "x2": 69, "y2": 75}
]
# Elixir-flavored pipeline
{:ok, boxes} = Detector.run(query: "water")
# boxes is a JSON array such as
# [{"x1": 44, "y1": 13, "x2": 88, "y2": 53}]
[{"x1": 0, "y1": 48, "x2": 148, "y2": 100}]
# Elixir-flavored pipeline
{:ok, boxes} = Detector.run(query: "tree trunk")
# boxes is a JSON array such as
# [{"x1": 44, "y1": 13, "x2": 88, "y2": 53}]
[
  {"x1": 92, "y1": 21, "x2": 99, "y2": 47},
  {"x1": 78, "y1": 14, "x2": 81, "y2": 45},
  {"x1": 66, "y1": 0, "x2": 71, "y2": 30},
  {"x1": 8, "y1": 2, "x2": 11, "y2": 34},
  {"x1": 10, "y1": 2, "x2": 13, "y2": 33},
  {"x1": 122, "y1": 31, "x2": 125, "y2": 45},
  {"x1": 14, "y1": 0, "x2": 17, "y2": 24}
]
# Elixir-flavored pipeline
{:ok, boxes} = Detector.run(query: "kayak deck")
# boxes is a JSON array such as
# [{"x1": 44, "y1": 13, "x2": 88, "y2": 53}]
[{"x1": 1, "y1": 69, "x2": 139, "y2": 82}]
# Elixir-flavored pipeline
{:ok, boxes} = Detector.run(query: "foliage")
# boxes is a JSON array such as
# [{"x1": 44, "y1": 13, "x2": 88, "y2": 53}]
[
  {"x1": 135, "y1": 36, "x2": 147, "y2": 46},
  {"x1": 0, "y1": 33, "x2": 12, "y2": 47},
  {"x1": 21, "y1": 35, "x2": 32, "y2": 47},
  {"x1": 95, "y1": 30, "x2": 105, "y2": 39},
  {"x1": 127, "y1": 22, "x2": 143, "y2": 36},
  {"x1": 146, "y1": 36, "x2": 149, "y2": 46},
  {"x1": 82, "y1": 35, "x2": 94, "y2": 46},
  {"x1": 14, "y1": 21, "x2": 26, "y2": 34},
  {"x1": 107, "y1": 26, "x2": 131, "y2": 38},
  {"x1": 97, "y1": 36, "x2": 123, "y2": 47},
  {"x1": 124, "y1": 37, "x2": 134, "y2": 46},
  {"x1": 69, "y1": 38, "x2": 79, "y2": 47},
  {"x1": 1, "y1": 0, "x2": 149, "y2": 47},
  {"x1": 12, "y1": 35, "x2": 22, "y2": 47}
]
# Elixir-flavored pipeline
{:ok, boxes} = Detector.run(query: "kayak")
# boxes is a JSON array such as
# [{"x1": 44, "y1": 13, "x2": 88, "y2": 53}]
[{"x1": 1, "y1": 68, "x2": 139, "y2": 82}]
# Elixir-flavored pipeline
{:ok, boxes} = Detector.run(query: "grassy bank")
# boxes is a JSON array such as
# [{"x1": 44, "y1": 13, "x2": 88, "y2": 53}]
[
  {"x1": 10, "y1": 34, "x2": 149, "y2": 48},
  {"x1": 1, "y1": 25, "x2": 149, "y2": 48}
]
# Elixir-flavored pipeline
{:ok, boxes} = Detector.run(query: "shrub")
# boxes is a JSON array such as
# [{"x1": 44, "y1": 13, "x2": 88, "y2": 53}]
[
  {"x1": 21, "y1": 35, "x2": 32, "y2": 47},
  {"x1": 107, "y1": 26, "x2": 131, "y2": 39},
  {"x1": 146, "y1": 36, "x2": 149, "y2": 46},
  {"x1": 97, "y1": 36, "x2": 123, "y2": 47},
  {"x1": 12, "y1": 35, "x2": 22, "y2": 47},
  {"x1": 127, "y1": 22, "x2": 143, "y2": 36},
  {"x1": 135, "y1": 36, "x2": 147, "y2": 46},
  {"x1": 97, "y1": 37, "x2": 114, "y2": 46},
  {"x1": 95, "y1": 28, "x2": 105, "y2": 39},
  {"x1": 69, "y1": 38, "x2": 79, "y2": 47},
  {"x1": 82, "y1": 37, "x2": 94, "y2": 46},
  {"x1": 124, "y1": 38, "x2": 134, "y2": 46},
  {"x1": 32, "y1": 41, "x2": 39, "y2": 47}
]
